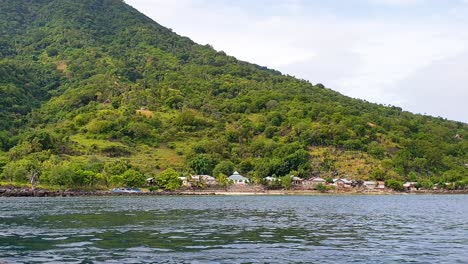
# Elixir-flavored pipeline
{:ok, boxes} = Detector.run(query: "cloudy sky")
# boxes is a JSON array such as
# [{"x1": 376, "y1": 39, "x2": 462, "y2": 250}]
[{"x1": 126, "y1": 0, "x2": 468, "y2": 123}]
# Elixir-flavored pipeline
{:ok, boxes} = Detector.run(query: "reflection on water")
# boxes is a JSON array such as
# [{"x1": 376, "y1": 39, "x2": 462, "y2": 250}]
[{"x1": 1, "y1": 195, "x2": 468, "y2": 263}]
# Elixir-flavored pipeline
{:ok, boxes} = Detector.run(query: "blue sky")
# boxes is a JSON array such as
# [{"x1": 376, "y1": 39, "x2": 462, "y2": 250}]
[{"x1": 126, "y1": 0, "x2": 468, "y2": 123}]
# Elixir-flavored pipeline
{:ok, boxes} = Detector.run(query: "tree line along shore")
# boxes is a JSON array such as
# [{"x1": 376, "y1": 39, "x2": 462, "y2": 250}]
[{"x1": 1, "y1": 169, "x2": 467, "y2": 197}]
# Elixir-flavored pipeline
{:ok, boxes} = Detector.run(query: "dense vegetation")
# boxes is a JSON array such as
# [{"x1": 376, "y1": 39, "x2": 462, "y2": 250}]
[{"x1": 0, "y1": 0, "x2": 466, "y2": 190}]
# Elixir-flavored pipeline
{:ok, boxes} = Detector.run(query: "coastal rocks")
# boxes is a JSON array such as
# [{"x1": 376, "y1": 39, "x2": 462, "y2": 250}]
[
  {"x1": 0, "y1": 187, "x2": 52, "y2": 197},
  {"x1": 0, "y1": 187, "x2": 218, "y2": 197},
  {"x1": 228, "y1": 184, "x2": 265, "y2": 193},
  {"x1": 0, "y1": 187, "x2": 106, "y2": 197}
]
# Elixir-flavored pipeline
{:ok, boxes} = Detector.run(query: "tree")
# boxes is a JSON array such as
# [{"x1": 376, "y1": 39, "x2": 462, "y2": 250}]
[
  {"x1": 23, "y1": 158, "x2": 42, "y2": 190},
  {"x1": 189, "y1": 154, "x2": 216, "y2": 175},
  {"x1": 122, "y1": 169, "x2": 146, "y2": 188},
  {"x1": 109, "y1": 175, "x2": 124, "y2": 187},
  {"x1": 156, "y1": 168, "x2": 182, "y2": 191},
  {"x1": 254, "y1": 159, "x2": 272, "y2": 178},
  {"x1": 7, "y1": 142, "x2": 33, "y2": 161},
  {"x1": 385, "y1": 179, "x2": 404, "y2": 191},
  {"x1": 416, "y1": 179, "x2": 434, "y2": 190},
  {"x1": 0, "y1": 131, "x2": 10, "y2": 151},
  {"x1": 165, "y1": 95, "x2": 184, "y2": 109},
  {"x1": 239, "y1": 159, "x2": 254, "y2": 174},
  {"x1": 212, "y1": 161, "x2": 234, "y2": 178},
  {"x1": 283, "y1": 149, "x2": 311, "y2": 177},
  {"x1": 43, "y1": 163, "x2": 74, "y2": 188},
  {"x1": 407, "y1": 171, "x2": 418, "y2": 182},
  {"x1": 104, "y1": 159, "x2": 130, "y2": 177},
  {"x1": 0, "y1": 157, "x2": 43, "y2": 189},
  {"x1": 217, "y1": 173, "x2": 231, "y2": 188},
  {"x1": 0, "y1": 154, "x2": 7, "y2": 175},
  {"x1": 322, "y1": 156, "x2": 335, "y2": 172},
  {"x1": 1, "y1": 160, "x2": 28, "y2": 183},
  {"x1": 367, "y1": 141, "x2": 385, "y2": 159},
  {"x1": 281, "y1": 176, "x2": 292, "y2": 190},
  {"x1": 124, "y1": 122, "x2": 153, "y2": 140}
]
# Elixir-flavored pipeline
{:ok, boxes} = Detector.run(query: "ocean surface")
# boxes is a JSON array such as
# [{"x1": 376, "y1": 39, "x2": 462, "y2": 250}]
[{"x1": 0, "y1": 195, "x2": 467, "y2": 263}]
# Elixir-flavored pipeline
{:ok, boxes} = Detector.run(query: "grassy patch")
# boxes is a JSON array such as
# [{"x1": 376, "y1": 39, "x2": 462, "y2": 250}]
[
  {"x1": 309, "y1": 146, "x2": 379, "y2": 180},
  {"x1": 70, "y1": 134, "x2": 128, "y2": 153},
  {"x1": 136, "y1": 109, "x2": 154, "y2": 118},
  {"x1": 156, "y1": 147, "x2": 186, "y2": 167},
  {"x1": 0, "y1": 181, "x2": 30, "y2": 188},
  {"x1": 247, "y1": 113, "x2": 265, "y2": 123}
]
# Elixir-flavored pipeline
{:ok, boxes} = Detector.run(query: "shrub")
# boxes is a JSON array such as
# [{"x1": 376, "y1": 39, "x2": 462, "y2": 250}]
[
  {"x1": 101, "y1": 145, "x2": 131, "y2": 157},
  {"x1": 217, "y1": 173, "x2": 231, "y2": 187},
  {"x1": 281, "y1": 176, "x2": 292, "y2": 189},
  {"x1": 87, "y1": 120, "x2": 114, "y2": 134},
  {"x1": 315, "y1": 183, "x2": 327, "y2": 192},
  {"x1": 156, "y1": 168, "x2": 182, "y2": 191},
  {"x1": 109, "y1": 175, "x2": 124, "y2": 187},
  {"x1": 385, "y1": 179, "x2": 404, "y2": 191},
  {"x1": 104, "y1": 159, "x2": 130, "y2": 177},
  {"x1": 121, "y1": 169, "x2": 146, "y2": 188},
  {"x1": 367, "y1": 141, "x2": 385, "y2": 159},
  {"x1": 1, "y1": 160, "x2": 28, "y2": 183},
  {"x1": 212, "y1": 161, "x2": 234, "y2": 178},
  {"x1": 189, "y1": 154, "x2": 216, "y2": 175}
]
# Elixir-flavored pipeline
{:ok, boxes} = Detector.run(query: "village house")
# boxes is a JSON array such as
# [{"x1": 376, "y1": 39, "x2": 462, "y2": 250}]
[
  {"x1": 333, "y1": 178, "x2": 353, "y2": 188},
  {"x1": 291, "y1": 175, "x2": 304, "y2": 185},
  {"x1": 146, "y1": 177, "x2": 155, "y2": 186},
  {"x1": 376, "y1": 181, "x2": 386, "y2": 190},
  {"x1": 363, "y1": 181, "x2": 377, "y2": 189},
  {"x1": 312, "y1": 177, "x2": 327, "y2": 185},
  {"x1": 264, "y1": 176, "x2": 281, "y2": 188},
  {"x1": 302, "y1": 177, "x2": 326, "y2": 188},
  {"x1": 403, "y1": 182, "x2": 418, "y2": 191},
  {"x1": 190, "y1": 175, "x2": 218, "y2": 186},
  {"x1": 179, "y1": 177, "x2": 190, "y2": 187},
  {"x1": 302, "y1": 179, "x2": 314, "y2": 188},
  {"x1": 229, "y1": 171, "x2": 250, "y2": 185},
  {"x1": 265, "y1": 176, "x2": 279, "y2": 182}
]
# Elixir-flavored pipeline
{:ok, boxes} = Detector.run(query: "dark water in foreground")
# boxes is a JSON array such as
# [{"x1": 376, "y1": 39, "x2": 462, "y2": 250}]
[{"x1": 1, "y1": 195, "x2": 467, "y2": 264}]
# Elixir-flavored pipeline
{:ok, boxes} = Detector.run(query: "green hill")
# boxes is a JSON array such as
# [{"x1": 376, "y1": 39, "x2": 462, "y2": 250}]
[{"x1": 0, "y1": 0, "x2": 466, "y2": 190}]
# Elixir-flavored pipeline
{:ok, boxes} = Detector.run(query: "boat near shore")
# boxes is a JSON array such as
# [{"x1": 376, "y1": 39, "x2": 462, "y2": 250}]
[{"x1": 112, "y1": 187, "x2": 142, "y2": 194}]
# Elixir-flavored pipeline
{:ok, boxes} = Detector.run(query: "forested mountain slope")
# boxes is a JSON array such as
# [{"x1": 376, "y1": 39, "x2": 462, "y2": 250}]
[{"x1": 0, "y1": 0, "x2": 466, "y2": 189}]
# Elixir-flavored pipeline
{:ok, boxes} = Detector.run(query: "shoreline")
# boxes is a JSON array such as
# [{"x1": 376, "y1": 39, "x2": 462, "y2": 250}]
[{"x1": 1, "y1": 187, "x2": 467, "y2": 197}]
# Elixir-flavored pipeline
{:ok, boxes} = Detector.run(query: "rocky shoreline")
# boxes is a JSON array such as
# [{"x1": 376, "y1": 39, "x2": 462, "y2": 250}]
[
  {"x1": 1, "y1": 186, "x2": 467, "y2": 197},
  {"x1": 0, "y1": 187, "x2": 218, "y2": 197}
]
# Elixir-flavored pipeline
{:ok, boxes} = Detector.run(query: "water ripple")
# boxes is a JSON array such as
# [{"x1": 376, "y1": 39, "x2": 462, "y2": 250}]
[{"x1": 1, "y1": 195, "x2": 468, "y2": 263}]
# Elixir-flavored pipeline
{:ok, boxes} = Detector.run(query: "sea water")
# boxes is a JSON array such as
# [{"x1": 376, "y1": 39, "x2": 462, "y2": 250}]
[{"x1": 1, "y1": 195, "x2": 467, "y2": 263}]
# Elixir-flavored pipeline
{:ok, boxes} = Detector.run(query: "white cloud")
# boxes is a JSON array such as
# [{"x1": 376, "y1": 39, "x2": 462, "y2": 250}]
[
  {"x1": 125, "y1": 0, "x2": 468, "y2": 122},
  {"x1": 392, "y1": 53, "x2": 468, "y2": 119}
]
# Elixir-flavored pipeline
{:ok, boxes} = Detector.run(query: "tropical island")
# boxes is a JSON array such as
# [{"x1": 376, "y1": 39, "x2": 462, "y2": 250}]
[{"x1": 0, "y1": 0, "x2": 467, "y2": 196}]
